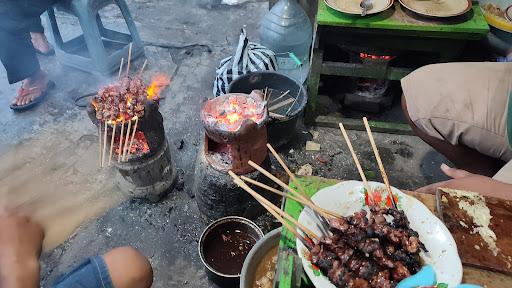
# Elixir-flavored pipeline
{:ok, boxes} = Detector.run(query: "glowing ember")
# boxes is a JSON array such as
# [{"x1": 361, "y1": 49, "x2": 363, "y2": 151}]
[
  {"x1": 202, "y1": 92, "x2": 266, "y2": 132},
  {"x1": 360, "y1": 53, "x2": 394, "y2": 61},
  {"x1": 115, "y1": 131, "x2": 150, "y2": 158},
  {"x1": 147, "y1": 73, "x2": 171, "y2": 100}
]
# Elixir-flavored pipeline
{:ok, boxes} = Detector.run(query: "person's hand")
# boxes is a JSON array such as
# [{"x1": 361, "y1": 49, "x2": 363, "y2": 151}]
[
  {"x1": 0, "y1": 213, "x2": 44, "y2": 288},
  {"x1": 416, "y1": 164, "x2": 512, "y2": 200}
]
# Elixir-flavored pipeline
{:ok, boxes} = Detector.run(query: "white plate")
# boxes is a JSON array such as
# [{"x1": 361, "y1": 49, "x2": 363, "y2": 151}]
[
  {"x1": 325, "y1": 0, "x2": 394, "y2": 16},
  {"x1": 296, "y1": 181, "x2": 463, "y2": 288},
  {"x1": 399, "y1": 0, "x2": 472, "y2": 18}
]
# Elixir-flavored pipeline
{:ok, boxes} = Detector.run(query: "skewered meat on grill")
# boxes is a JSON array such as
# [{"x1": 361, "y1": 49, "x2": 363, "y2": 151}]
[
  {"x1": 92, "y1": 76, "x2": 147, "y2": 122},
  {"x1": 310, "y1": 207, "x2": 426, "y2": 288}
]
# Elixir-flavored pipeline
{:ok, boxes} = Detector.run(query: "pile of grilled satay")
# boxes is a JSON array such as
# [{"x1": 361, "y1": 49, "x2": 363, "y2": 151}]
[{"x1": 229, "y1": 118, "x2": 427, "y2": 288}]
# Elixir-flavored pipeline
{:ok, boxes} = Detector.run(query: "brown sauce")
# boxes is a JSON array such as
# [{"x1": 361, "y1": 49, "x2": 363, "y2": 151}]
[
  {"x1": 204, "y1": 229, "x2": 258, "y2": 275},
  {"x1": 252, "y1": 245, "x2": 278, "y2": 288}
]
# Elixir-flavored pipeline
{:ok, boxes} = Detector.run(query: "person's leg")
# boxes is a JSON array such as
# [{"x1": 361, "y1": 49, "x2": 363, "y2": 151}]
[
  {"x1": 103, "y1": 247, "x2": 153, "y2": 288},
  {"x1": 0, "y1": 1, "x2": 54, "y2": 107},
  {"x1": 53, "y1": 246, "x2": 153, "y2": 288},
  {"x1": 401, "y1": 62, "x2": 512, "y2": 177},
  {"x1": 402, "y1": 95, "x2": 504, "y2": 176},
  {"x1": 28, "y1": 16, "x2": 54, "y2": 55}
]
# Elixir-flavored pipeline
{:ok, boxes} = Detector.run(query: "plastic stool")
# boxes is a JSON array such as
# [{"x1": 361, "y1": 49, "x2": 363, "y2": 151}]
[{"x1": 44, "y1": 0, "x2": 144, "y2": 75}]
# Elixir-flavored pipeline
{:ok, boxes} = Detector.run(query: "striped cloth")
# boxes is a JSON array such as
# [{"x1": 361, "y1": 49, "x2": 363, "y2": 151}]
[{"x1": 213, "y1": 29, "x2": 278, "y2": 96}]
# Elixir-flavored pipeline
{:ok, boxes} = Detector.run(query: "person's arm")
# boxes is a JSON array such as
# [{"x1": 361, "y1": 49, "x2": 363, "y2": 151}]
[
  {"x1": 416, "y1": 164, "x2": 512, "y2": 200},
  {"x1": 0, "y1": 214, "x2": 44, "y2": 288}
]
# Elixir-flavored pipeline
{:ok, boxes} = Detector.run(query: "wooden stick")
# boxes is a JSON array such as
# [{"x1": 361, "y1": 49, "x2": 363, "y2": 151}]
[
  {"x1": 338, "y1": 122, "x2": 374, "y2": 205},
  {"x1": 247, "y1": 160, "x2": 338, "y2": 218},
  {"x1": 268, "y1": 98, "x2": 295, "y2": 111},
  {"x1": 268, "y1": 90, "x2": 290, "y2": 105},
  {"x1": 229, "y1": 171, "x2": 319, "y2": 243},
  {"x1": 263, "y1": 87, "x2": 268, "y2": 101},
  {"x1": 108, "y1": 122, "x2": 117, "y2": 166},
  {"x1": 101, "y1": 122, "x2": 108, "y2": 168},
  {"x1": 118, "y1": 120, "x2": 125, "y2": 163},
  {"x1": 266, "y1": 143, "x2": 309, "y2": 202},
  {"x1": 122, "y1": 119, "x2": 132, "y2": 161},
  {"x1": 126, "y1": 117, "x2": 139, "y2": 160},
  {"x1": 139, "y1": 59, "x2": 148, "y2": 76},
  {"x1": 362, "y1": 117, "x2": 396, "y2": 208},
  {"x1": 240, "y1": 176, "x2": 305, "y2": 204},
  {"x1": 98, "y1": 124, "x2": 102, "y2": 168},
  {"x1": 240, "y1": 176, "x2": 334, "y2": 219},
  {"x1": 126, "y1": 43, "x2": 132, "y2": 75},
  {"x1": 264, "y1": 143, "x2": 341, "y2": 218},
  {"x1": 118, "y1": 57, "x2": 124, "y2": 80}
]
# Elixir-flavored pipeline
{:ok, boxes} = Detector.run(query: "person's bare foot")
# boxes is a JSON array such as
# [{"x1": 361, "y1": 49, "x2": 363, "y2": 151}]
[
  {"x1": 12, "y1": 70, "x2": 49, "y2": 106},
  {"x1": 30, "y1": 32, "x2": 54, "y2": 55}
]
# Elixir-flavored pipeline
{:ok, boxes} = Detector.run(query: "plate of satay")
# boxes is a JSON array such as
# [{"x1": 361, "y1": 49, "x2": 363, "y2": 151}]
[
  {"x1": 229, "y1": 118, "x2": 462, "y2": 288},
  {"x1": 296, "y1": 181, "x2": 462, "y2": 288}
]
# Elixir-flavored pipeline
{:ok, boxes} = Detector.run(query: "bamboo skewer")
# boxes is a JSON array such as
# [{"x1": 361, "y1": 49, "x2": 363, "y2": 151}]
[
  {"x1": 229, "y1": 171, "x2": 318, "y2": 246},
  {"x1": 266, "y1": 144, "x2": 312, "y2": 203},
  {"x1": 98, "y1": 124, "x2": 102, "y2": 168},
  {"x1": 362, "y1": 117, "x2": 397, "y2": 208},
  {"x1": 268, "y1": 90, "x2": 290, "y2": 105},
  {"x1": 118, "y1": 120, "x2": 125, "y2": 163},
  {"x1": 248, "y1": 160, "x2": 338, "y2": 219},
  {"x1": 126, "y1": 117, "x2": 139, "y2": 160},
  {"x1": 126, "y1": 43, "x2": 132, "y2": 76},
  {"x1": 268, "y1": 98, "x2": 295, "y2": 112},
  {"x1": 118, "y1": 58, "x2": 124, "y2": 80},
  {"x1": 108, "y1": 122, "x2": 117, "y2": 166},
  {"x1": 232, "y1": 173, "x2": 320, "y2": 241},
  {"x1": 101, "y1": 122, "x2": 108, "y2": 168},
  {"x1": 240, "y1": 176, "x2": 305, "y2": 205},
  {"x1": 338, "y1": 122, "x2": 374, "y2": 205},
  {"x1": 263, "y1": 87, "x2": 268, "y2": 101},
  {"x1": 139, "y1": 59, "x2": 148, "y2": 76},
  {"x1": 122, "y1": 119, "x2": 132, "y2": 161},
  {"x1": 265, "y1": 144, "x2": 339, "y2": 220},
  {"x1": 240, "y1": 176, "x2": 334, "y2": 219}
]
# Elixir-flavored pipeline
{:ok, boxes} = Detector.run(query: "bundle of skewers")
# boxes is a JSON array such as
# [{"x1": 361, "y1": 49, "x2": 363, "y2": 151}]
[
  {"x1": 260, "y1": 88, "x2": 298, "y2": 120},
  {"x1": 94, "y1": 43, "x2": 149, "y2": 168},
  {"x1": 229, "y1": 118, "x2": 427, "y2": 288}
]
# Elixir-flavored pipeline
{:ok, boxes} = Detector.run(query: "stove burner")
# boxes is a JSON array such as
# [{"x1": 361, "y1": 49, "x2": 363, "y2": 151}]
[{"x1": 201, "y1": 92, "x2": 269, "y2": 174}]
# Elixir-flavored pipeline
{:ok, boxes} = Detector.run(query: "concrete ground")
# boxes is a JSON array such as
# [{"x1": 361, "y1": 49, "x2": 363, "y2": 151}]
[{"x1": 0, "y1": 0, "x2": 449, "y2": 287}]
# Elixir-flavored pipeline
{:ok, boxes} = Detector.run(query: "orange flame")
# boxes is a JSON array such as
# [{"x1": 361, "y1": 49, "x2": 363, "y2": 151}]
[{"x1": 147, "y1": 73, "x2": 171, "y2": 100}]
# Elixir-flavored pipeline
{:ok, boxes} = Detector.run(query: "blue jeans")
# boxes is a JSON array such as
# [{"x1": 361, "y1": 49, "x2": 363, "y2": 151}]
[{"x1": 53, "y1": 256, "x2": 114, "y2": 288}]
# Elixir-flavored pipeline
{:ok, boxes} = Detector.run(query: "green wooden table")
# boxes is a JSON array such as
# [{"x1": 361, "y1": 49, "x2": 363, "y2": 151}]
[{"x1": 306, "y1": 1, "x2": 490, "y2": 131}]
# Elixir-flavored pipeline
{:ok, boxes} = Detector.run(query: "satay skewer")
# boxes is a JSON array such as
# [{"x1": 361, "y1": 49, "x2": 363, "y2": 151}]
[
  {"x1": 118, "y1": 57, "x2": 124, "y2": 80},
  {"x1": 248, "y1": 160, "x2": 338, "y2": 219},
  {"x1": 362, "y1": 117, "x2": 397, "y2": 208},
  {"x1": 101, "y1": 122, "x2": 108, "y2": 167},
  {"x1": 118, "y1": 120, "x2": 125, "y2": 163},
  {"x1": 122, "y1": 119, "x2": 132, "y2": 161},
  {"x1": 108, "y1": 122, "x2": 117, "y2": 166},
  {"x1": 239, "y1": 176, "x2": 335, "y2": 218},
  {"x1": 126, "y1": 43, "x2": 132, "y2": 76},
  {"x1": 98, "y1": 124, "x2": 102, "y2": 168},
  {"x1": 338, "y1": 122, "x2": 374, "y2": 206},
  {"x1": 266, "y1": 144, "x2": 317, "y2": 206},
  {"x1": 229, "y1": 171, "x2": 318, "y2": 247},
  {"x1": 139, "y1": 59, "x2": 148, "y2": 76},
  {"x1": 126, "y1": 117, "x2": 139, "y2": 160}
]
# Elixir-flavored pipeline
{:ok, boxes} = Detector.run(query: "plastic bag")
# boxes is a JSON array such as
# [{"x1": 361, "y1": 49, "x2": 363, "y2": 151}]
[{"x1": 213, "y1": 29, "x2": 278, "y2": 96}]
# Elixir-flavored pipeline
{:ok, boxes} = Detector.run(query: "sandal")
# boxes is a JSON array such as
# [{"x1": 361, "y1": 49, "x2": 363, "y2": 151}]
[{"x1": 10, "y1": 80, "x2": 55, "y2": 112}]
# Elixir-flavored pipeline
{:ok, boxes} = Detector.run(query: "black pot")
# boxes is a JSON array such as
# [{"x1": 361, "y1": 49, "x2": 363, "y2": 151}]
[
  {"x1": 198, "y1": 216, "x2": 263, "y2": 287},
  {"x1": 228, "y1": 71, "x2": 307, "y2": 148}
]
